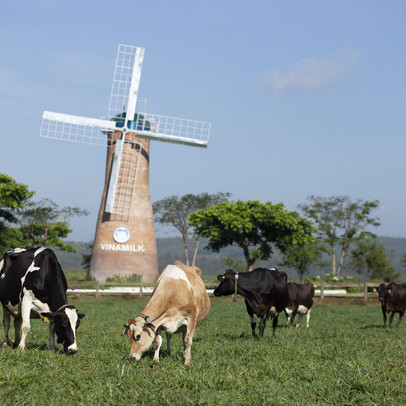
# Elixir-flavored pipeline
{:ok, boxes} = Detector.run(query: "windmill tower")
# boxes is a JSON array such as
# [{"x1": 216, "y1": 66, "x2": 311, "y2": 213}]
[{"x1": 40, "y1": 44, "x2": 210, "y2": 283}]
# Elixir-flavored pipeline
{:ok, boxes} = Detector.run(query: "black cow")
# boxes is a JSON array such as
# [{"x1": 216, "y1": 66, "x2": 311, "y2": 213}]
[
  {"x1": 285, "y1": 282, "x2": 315, "y2": 328},
  {"x1": 0, "y1": 247, "x2": 84, "y2": 354},
  {"x1": 214, "y1": 268, "x2": 289, "y2": 338},
  {"x1": 376, "y1": 283, "x2": 406, "y2": 328}
]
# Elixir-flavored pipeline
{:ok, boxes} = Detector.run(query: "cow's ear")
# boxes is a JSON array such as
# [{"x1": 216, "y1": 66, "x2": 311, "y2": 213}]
[
  {"x1": 217, "y1": 275, "x2": 223, "y2": 281},
  {"x1": 41, "y1": 312, "x2": 55, "y2": 322},
  {"x1": 78, "y1": 313, "x2": 85, "y2": 319},
  {"x1": 123, "y1": 323, "x2": 133, "y2": 337}
]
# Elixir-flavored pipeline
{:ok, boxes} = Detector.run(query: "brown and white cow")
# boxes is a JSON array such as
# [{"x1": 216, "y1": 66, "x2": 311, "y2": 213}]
[
  {"x1": 285, "y1": 282, "x2": 315, "y2": 328},
  {"x1": 123, "y1": 261, "x2": 210, "y2": 365}
]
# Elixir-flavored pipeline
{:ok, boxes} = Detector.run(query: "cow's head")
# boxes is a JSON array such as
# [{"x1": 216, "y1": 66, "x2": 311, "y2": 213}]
[
  {"x1": 376, "y1": 283, "x2": 388, "y2": 304},
  {"x1": 123, "y1": 316, "x2": 156, "y2": 360},
  {"x1": 41, "y1": 306, "x2": 84, "y2": 355},
  {"x1": 214, "y1": 269, "x2": 236, "y2": 297}
]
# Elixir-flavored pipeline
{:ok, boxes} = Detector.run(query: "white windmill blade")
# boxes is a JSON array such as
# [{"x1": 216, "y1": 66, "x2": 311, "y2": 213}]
[
  {"x1": 40, "y1": 111, "x2": 117, "y2": 146},
  {"x1": 131, "y1": 113, "x2": 211, "y2": 148},
  {"x1": 126, "y1": 47, "x2": 144, "y2": 123},
  {"x1": 107, "y1": 44, "x2": 144, "y2": 122}
]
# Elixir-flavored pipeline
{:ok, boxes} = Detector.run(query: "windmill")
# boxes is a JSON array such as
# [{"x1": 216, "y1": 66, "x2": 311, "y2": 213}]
[{"x1": 40, "y1": 44, "x2": 210, "y2": 283}]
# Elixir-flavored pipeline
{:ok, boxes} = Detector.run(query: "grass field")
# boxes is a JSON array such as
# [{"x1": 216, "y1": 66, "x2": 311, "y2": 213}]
[{"x1": 1, "y1": 297, "x2": 406, "y2": 405}]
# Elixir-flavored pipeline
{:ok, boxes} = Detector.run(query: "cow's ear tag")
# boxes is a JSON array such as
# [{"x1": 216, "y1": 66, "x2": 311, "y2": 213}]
[
  {"x1": 43, "y1": 317, "x2": 50, "y2": 323},
  {"x1": 388, "y1": 289, "x2": 392, "y2": 294},
  {"x1": 373, "y1": 288, "x2": 377, "y2": 293}
]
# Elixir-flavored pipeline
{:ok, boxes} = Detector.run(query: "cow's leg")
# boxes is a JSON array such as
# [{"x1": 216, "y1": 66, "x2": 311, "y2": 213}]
[
  {"x1": 306, "y1": 308, "x2": 312, "y2": 328},
  {"x1": 48, "y1": 321, "x2": 56, "y2": 350},
  {"x1": 295, "y1": 313, "x2": 304, "y2": 328},
  {"x1": 272, "y1": 314, "x2": 279, "y2": 338},
  {"x1": 389, "y1": 312, "x2": 395, "y2": 328},
  {"x1": 13, "y1": 318, "x2": 22, "y2": 348},
  {"x1": 245, "y1": 301, "x2": 258, "y2": 338},
  {"x1": 18, "y1": 298, "x2": 32, "y2": 351},
  {"x1": 2, "y1": 308, "x2": 12, "y2": 347},
  {"x1": 290, "y1": 309, "x2": 298, "y2": 327},
  {"x1": 183, "y1": 317, "x2": 196, "y2": 366},
  {"x1": 259, "y1": 315, "x2": 267, "y2": 338},
  {"x1": 152, "y1": 329, "x2": 162, "y2": 362},
  {"x1": 166, "y1": 332, "x2": 172, "y2": 356},
  {"x1": 284, "y1": 309, "x2": 292, "y2": 327},
  {"x1": 396, "y1": 311, "x2": 405, "y2": 328},
  {"x1": 382, "y1": 305, "x2": 387, "y2": 328}
]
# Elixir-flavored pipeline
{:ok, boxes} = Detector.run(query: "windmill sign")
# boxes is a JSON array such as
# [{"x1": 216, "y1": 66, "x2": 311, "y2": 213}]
[{"x1": 40, "y1": 44, "x2": 211, "y2": 282}]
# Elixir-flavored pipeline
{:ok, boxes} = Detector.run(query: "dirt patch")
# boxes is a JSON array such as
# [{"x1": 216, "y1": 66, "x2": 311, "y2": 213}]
[{"x1": 315, "y1": 297, "x2": 380, "y2": 306}]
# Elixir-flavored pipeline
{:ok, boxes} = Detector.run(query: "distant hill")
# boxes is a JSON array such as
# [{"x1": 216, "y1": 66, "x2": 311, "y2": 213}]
[{"x1": 54, "y1": 236, "x2": 406, "y2": 281}]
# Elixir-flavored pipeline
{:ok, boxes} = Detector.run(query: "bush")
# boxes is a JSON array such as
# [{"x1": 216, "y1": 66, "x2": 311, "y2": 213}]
[
  {"x1": 105, "y1": 273, "x2": 142, "y2": 283},
  {"x1": 322, "y1": 274, "x2": 358, "y2": 283}
]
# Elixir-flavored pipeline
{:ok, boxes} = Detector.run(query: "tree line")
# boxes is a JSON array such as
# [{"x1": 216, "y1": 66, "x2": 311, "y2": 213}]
[
  {"x1": 0, "y1": 174, "x2": 87, "y2": 254},
  {"x1": 1, "y1": 173, "x2": 405, "y2": 282},
  {"x1": 154, "y1": 194, "x2": 403, "y2": 282}
]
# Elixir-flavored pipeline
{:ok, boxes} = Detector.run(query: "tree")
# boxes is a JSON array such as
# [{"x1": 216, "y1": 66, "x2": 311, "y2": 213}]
[
  {"x1": 402, "y1": 254, "x2": 406, "y2": 269},
  {"x1": 18, "y1": 199, "x2": 89, "y2": 252},
  {"x1": 153, "y1": 192, "x2": 230, "y2": 266},
  {"x1": 189, "y1": 200, "x2": 314, "y2": 271},
  {"x1": 0, "y1": 174, "x2": 34, "y2": 253},
  {"x1": 299, "y1": 195, "x2": 380, "y2": 276},
  {"x1": 351, "y1": 237, "x2": 398, "y2": 282},
  {"x1": 281, "y1": 241, "x2": 324, "y2": 280}
]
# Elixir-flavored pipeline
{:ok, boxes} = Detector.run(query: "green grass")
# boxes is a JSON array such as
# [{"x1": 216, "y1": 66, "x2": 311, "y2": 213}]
[{"x1": 1, "y1": 297, "x2": 406, "y2": 405}]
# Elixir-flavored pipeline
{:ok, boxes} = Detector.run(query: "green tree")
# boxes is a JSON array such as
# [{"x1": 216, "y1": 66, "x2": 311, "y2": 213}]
[
  {"x1": 0, "y1": 174, "x2": 34, "y2": 253},
  {"x1": 220, "y1": 255, "x2": 246, "y2": 274},
  {"x1": 281, "y1": 241, "x2": 324, "y2": 280},
  {"x1": 351, "y1": 237, "x2": 398, "y2": 282},
  {"x1": 153, "y1": 192, "x2": 230, "y2": 266},
  {"x1": 189, "y1": 200, "x2": 314, "y2": 271},
  {"x1": 299, "y1": 195, "x2": 380, "y2": 276},
  {"x1": 402, "y1": 254, "x2": 406, "y2": 268},
  {"x1": 18, "y1": 199, "x2": 88, "y2": 252}
]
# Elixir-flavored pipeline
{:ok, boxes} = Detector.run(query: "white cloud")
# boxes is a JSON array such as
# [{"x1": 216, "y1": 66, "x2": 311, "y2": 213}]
[{"x1": 265, "y1": 49, "x2": 362, "y2": 96}]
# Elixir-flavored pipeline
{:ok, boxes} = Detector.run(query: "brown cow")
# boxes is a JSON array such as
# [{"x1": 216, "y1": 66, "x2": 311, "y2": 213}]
[
  {"x1": 123, "y1": 261, "x2": 210, "y2": 365},
  {"x1": 376, "y1": 283, "x2": 406, "y2": 328},
  {"x1": 285, "y1": 282, "x2": 315, "y2": 328}
]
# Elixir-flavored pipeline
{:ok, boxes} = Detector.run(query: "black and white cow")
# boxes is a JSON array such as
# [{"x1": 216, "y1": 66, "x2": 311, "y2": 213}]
[
  {"x1": 0, "y1": 247, "x2": 84, "y2": 354},
  {"x1": 285, "y1": 282, "x2": 315, "y2": 328},
  {"x1": 214, "y1": 268, "x2": 289, "y2": 338}
]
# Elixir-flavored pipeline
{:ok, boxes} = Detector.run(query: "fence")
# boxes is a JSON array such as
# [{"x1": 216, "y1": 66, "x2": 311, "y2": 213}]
[
  {"x1": 67, "y1": 280, "x2": 380, "y2": 302},
  {"x1": 313, "y1": 281, "x2": 379, "y2": 302},
  {"x1": 67, "y1": 281, "x2": 148, "y2": 298}
]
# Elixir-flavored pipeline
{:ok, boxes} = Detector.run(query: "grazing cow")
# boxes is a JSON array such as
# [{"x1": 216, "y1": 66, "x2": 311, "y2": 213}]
[
  {"x1": 285, "y1": 282, "x2": 315, "y2": 328},
  {"x1": 376, "y1": 283, "x2": 406, "y2": 328},
  {"x1": 0, "y1": 247, "x2": 84, "y2": 354},
  {"x1": 123, "y1": 261, "x2": 210, "y2": 365},
  {"x1": 214, "y1": 268, "x2": 289, "y2": 338}
]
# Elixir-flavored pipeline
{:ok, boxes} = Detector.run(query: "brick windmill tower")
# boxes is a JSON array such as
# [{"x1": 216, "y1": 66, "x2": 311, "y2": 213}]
[{"x1": 40, "y1": 44, "x2": 211, "y2": 283}]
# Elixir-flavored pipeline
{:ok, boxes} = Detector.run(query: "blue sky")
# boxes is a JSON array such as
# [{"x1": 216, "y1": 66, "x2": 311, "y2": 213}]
[{"x1": 1, "y1": 1, "x2": 406, "y2": 241}]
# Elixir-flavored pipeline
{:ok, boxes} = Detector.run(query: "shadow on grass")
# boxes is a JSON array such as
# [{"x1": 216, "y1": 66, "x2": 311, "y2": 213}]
[
  {"x1": 2, "y1": 342, "x2": 68, "y2": 355},
  {"x1": 360, "y1": 324, "x2": 386, "y2": 329}
]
